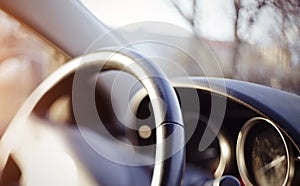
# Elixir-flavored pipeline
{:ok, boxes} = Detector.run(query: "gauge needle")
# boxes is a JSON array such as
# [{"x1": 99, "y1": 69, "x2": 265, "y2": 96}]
[{"x1": 259, "y1": 155, "x2": 286, "y2": 172}]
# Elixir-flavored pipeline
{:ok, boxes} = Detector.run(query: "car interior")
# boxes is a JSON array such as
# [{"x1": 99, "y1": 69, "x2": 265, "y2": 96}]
[{"x1": 0, "y1": 1, "x2": 299, "y2": 186}]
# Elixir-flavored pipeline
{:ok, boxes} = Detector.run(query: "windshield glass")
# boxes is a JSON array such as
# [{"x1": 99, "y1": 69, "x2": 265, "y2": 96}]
[{"x1": 81, "y1": 0, "x2": 300, "y2": 95}]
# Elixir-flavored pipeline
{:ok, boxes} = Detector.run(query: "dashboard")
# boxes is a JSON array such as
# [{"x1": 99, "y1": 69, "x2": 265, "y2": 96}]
[
  {"x1": 130, "y1": 77, "x2": 300, "y2": 185},
  {"x1": 1, "y1": 75, "x2": 299, "y2": 186}
]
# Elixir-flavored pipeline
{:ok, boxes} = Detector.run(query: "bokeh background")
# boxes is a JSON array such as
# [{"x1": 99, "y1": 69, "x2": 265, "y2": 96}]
[{"x1": 0, "y1": 0, "x2": 299, "y2": 132}]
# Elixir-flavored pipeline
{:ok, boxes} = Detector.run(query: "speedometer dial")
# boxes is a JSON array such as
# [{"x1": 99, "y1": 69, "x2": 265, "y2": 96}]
[
  {"x1": 251, "y1": 127, "x2": 288, "y2": 185},
  {"x1": 236, "y1": 117, "x2": 294, "y2": 186}
]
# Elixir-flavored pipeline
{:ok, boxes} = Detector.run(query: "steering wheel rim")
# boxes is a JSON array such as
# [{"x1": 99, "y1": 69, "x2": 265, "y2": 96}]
[{"x1": 0, "y1": 49, "x2": 185, "y2": 186}]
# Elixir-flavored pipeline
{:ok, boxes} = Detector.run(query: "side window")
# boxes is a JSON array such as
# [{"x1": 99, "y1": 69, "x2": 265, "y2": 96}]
[{"x1": 0, "y1": 9, "x2": 69, "y2": 129}]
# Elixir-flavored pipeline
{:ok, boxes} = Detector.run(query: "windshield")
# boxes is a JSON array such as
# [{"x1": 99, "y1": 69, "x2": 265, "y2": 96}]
[{"x1": 80, "y1": 0, "x2": 300, "y2": 95}]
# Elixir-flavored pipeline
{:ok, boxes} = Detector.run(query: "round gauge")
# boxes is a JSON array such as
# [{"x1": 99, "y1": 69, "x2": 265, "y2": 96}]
[
  {"x1": 237, "y1": 117, "x2": 294, "y2": 186},
  {"x1": 185, "y1": 113, "x2": 230, "y2": 178}
]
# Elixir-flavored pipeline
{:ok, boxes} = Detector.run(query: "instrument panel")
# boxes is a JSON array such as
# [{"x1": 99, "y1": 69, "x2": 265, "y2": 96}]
[{"x1": 132, "y1": 86, "x2": 300, "y2": 186}]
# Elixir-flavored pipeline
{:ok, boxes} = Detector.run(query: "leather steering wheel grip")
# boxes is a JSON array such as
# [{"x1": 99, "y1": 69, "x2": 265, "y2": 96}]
[{"x1": 0, "y1": 49, "x2": 185, "y2": 186}]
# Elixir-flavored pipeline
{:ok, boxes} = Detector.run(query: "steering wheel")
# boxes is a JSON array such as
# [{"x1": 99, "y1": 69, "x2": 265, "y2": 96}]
[{"x1": 0, "y1": 49, "x2": 185, "y2": 186}]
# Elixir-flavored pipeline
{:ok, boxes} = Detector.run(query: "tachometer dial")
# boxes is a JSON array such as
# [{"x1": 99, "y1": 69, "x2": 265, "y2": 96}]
[{"x1": 186, "y1": 113, "x2": 230, "y2": 178}]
